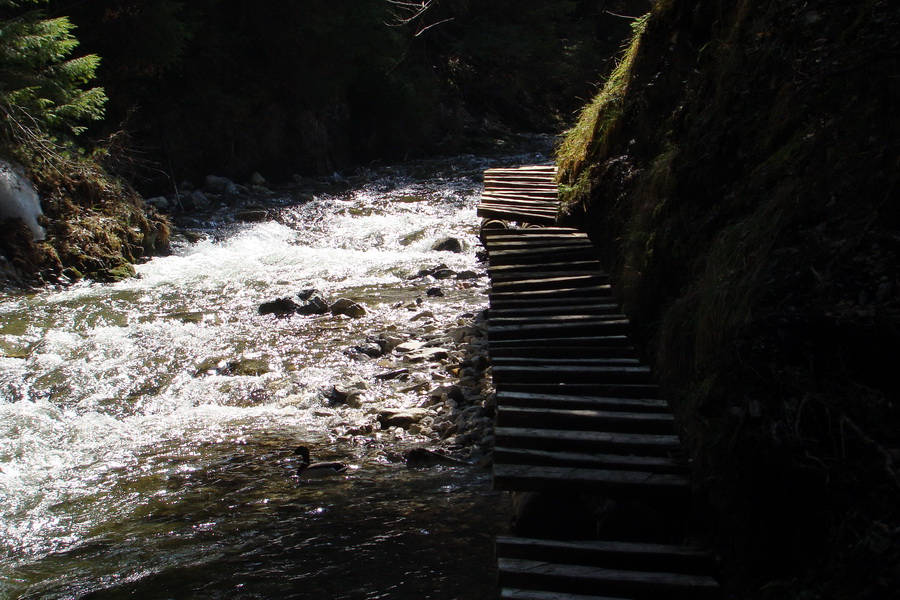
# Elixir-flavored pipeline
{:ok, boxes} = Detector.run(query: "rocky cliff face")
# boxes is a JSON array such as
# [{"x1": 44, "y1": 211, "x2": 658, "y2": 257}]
[{"x1": 557, "y1": 0, "x2": 899, "y2": 596}]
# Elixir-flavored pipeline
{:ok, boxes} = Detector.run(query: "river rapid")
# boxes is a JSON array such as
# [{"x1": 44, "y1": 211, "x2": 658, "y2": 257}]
[{"x1": 0, "y1": 149, "x2": 551, "y2": 599}]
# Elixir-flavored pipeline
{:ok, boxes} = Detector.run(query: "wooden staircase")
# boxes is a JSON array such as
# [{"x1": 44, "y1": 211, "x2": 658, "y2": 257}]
[{"x1": 479, "y1": 165, "x2": 724, "y2": 599}]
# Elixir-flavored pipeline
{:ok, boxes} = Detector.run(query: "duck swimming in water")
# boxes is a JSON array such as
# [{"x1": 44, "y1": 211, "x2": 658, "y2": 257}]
[{"x1": 294, "y1": 445, "x2": 348, "y2": 479}]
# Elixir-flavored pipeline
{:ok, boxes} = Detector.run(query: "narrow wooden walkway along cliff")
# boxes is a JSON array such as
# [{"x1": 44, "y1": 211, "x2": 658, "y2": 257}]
[{"x1": 478, "y1": 166, "x2": 723, "y2": 599}]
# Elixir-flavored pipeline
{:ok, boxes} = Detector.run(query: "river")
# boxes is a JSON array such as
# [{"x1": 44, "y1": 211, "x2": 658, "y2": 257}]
[{"x1": 0, "y1": 147, "x2": 552, "y2": 599}]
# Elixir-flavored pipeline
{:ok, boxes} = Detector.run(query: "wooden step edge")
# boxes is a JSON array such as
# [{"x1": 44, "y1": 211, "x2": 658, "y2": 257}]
[
  {"x1": 494, "y1": 427, "x2": 682, "y2": 457},
  {"x1": 496, "y1": 536, "x2": 717, "y2": 574},
  {"x1": 501, "y1": 589, "x2": 628, "y2": 600},
  {"x1": 496, "y1": 392, "x2": 666, "y2": 412},
  {"x1": 493, "y1": 447, "x2": 688, "y2": 475},
  {"x1": 498, "y1": 558, "x2": 721, "y2": 600}
]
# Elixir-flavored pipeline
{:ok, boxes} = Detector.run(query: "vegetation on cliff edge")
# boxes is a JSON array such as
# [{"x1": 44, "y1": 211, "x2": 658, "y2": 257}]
[{"x1": 0, "y1": 0, "x2": 168, "y2": 285}]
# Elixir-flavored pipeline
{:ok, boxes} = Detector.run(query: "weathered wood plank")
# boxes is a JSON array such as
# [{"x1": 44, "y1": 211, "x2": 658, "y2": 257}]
[
  {"x1": 491, "y1": 276, "x2": 607, "y2": 293},
  {"x1": 488, "y1": 346, "x2": 637, "y2": 361},
  {"x1": 477, "y1": 207, "x2": 558, "y2": 224},
  {"x1": 488, "y1": 304, "x2": 621, "y2": 318},
  {"x1": 481, "y1": 227, "x2": 581, "y2": 237},
  {"x1": 494, "y1": 427, "x2": 681, "y2": 456},
  {"x1": 501, "y1": 589, "x2": 627, "y2": 600},
  {"x1": 488, "y1": 314, "x2": 628, "y2": 327},
  {"x1": 493, "y1": 448, "x2": 688, "y2": 475},
  {"x1": 497, "y1": 383, "x2": 660, "y2": 399},
  {"x1": 498, "y1": 558, "x2": 721, "y2": 600},
  {"x1": 492, "y1": 356, "x2": 640, "y2": 367},
  {"x1": 496, "y1": 406, "x2": 675, "y2": 434},
  {"x1": 489, "y1": 286, "x2": 615, "y2": 303},
  {"x1": 493, "y1": 464, "x2": 690, "y2": 496},
  {"x1": 496, "y1": 537, "x2": 717, "y2": 575},
  {"x1": 496, "y1": 391, "x2": 666, "y2": 412},
  {"x1": 488, "y1": 321, "x2": 633, "y2": 342}
]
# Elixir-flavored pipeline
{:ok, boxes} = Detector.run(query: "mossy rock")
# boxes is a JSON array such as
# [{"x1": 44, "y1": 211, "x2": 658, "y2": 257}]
[{"x1": 90, "y1": 262, "x2": 137, "y2": 283}]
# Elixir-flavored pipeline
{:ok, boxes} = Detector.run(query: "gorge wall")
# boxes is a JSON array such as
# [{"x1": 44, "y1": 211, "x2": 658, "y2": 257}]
[{"x1": 557, "y1": 0, "x2": 899, "y2": 597}]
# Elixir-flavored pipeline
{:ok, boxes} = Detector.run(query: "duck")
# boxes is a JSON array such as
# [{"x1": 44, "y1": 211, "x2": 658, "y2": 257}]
[{"x1": 294, "y1": 445, "x2": 349, "y2": 479}]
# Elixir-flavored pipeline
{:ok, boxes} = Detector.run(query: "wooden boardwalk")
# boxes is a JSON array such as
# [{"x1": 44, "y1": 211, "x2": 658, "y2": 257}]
[{"x1": 479, "y1": 166, "x2": 723, "y2": 599}]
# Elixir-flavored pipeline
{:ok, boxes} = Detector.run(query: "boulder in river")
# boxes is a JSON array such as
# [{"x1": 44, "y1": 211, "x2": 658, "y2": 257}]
[
  {"x1": 432, "y1": 237, "x2": 465, "y2": 253},
  {"x1": 330, "y1": 298, "x2": 366, "y2": 318},
  {"x1": 296, "y1": 295, "x2": 330, "y2": 315},
  {"x1": 259, "y1": 297, "x2": 300, "y2": 316}
]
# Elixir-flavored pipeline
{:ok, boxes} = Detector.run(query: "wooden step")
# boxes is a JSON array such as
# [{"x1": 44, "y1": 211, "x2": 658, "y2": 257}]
[
  {"x1": 481, "y1": 227, "x2": 581, "y2": 238},
  {"x1": 496, "y1": 391, "x2": 667, "y2": 412},
  {"x1": 492, "y1": 364, "x2": 652, "y2": 387},
  {"x1": 489, "y1": 286, "x2": 615, "y2": 304},
  {"x1": 488, "y1": 303, "x2": 621, "y2": 318},
  {"x1": 488, "y1": 345, "x2": 637, "y2": 360},
  {"x1": 493, "y1": 464, "x2": 690, "y2": 496},
  {"x1": 488, "y1": 336, "x2": 633, "y2": 350},
  {"x1": 498, "y1": 558, "x2": 721, "y2": 600},
  {"x1": 485, "y1": 238, "x2": 592, "y2": 249},
  {"x1": 488, "y1": 314, "x2": 628, "y2": 327},
  {"x1": 492, "y1": 356, "x2": 641, "y2": 367},
  {"x1": 477, "y1": 208, "x2": 558, "y2": 225},
  {"x1": 497, "y1": 537, "x2": 717, "y2": 575},
  {"x1": 487, "y1": 249, "x2": 599, "y2": 266},
  {"x1": 491, "y1": 275, "x2": 607, "y2": 293},
  {"x1": 493, "y1": 447, "x2": 688, "y2": 475},
  {"x1": 498, "y1": 383, "x2": 660, "y2": 399},
  {"x1": 494, "y1": 427, "x2": 681, "y2": 456},
  {"x1": 501, "y1": 589, "x2": 626, "y2": 600},
  {"x1": 488, "y1": 262, "x2": 602, "y2": 278},
  {"x1": 496, "y1": 406, "x2": 675, "y2": 434}
]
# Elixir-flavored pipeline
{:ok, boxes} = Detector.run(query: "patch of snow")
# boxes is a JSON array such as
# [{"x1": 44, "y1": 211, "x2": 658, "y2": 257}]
[{"x1": 0, "y1": 160, "x2": 45, "y2": 241}]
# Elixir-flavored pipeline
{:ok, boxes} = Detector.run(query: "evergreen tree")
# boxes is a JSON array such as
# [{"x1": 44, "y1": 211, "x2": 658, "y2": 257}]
[{"x1": 0, "y1": 0, "x2": 106, "y2": 146}]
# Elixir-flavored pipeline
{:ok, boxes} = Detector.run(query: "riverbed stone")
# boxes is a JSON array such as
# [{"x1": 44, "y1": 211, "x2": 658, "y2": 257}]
[
  {"x1": 404, "y1": 347, "x2": 450, "y2": 363},
  {"x1": 432, "y1": 237, "x2": 464, "y2": 253},
  {"x1": 330, "y1": 298, "x2": 366, "y2": 318},
  {"x1": 378, "y1": 408, "x2": 430, "y2": 429},
  {"x1": 395, "y1": 340, "x2": 427, "y2": 353},
  {"x1": 259, "y1": 297, "x2": 300, "y2": 316},
  {"x1": 205, "y1": 175, "x2": 240, "y2": 195},
  {"x1": 296, "y1": 295, "x2": 329, "y2": 315}
]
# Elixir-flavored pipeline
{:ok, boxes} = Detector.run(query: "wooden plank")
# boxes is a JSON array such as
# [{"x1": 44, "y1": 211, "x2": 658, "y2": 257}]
[
  {"x1": 488, "y1": 321, "x2": 633, "y2": 341},
  {"x1": 486, "y1": 247, "x2": 598, "y2": 260},
  {"x1": 488, "y1": 303, "x2": 620, "y2": 317},
  {"x1": 498, "y1": 383, "x2": 660, "y2": 399},
  {"x1": 488, "y1": 335, "x2": 633, "y2": 349},
  {"x1": 481, "y1": 227, "x2": 581, "y2": 237},
  {"x1": 484, "y1": 232, "x2": 588, "y2": 242},
  {"x1": 489, "y1": 271, "x2": 606, "y2": 283},
  {"x1": 493, "y1": 464, "x2": 690, "y2": 495},
  {"x1": 497, "y1": 537, "x2": 717, "y2": 575},
  {"x1": 502, "y1": 589, "x2": 627, "y2": 600},
  {"x1": 485, "y1": 238, "x2": 593, "y2": 249},
  {"x1": 477, "y1": 207, "x2": 557, "y2": 224},
  {"x1": 494, "y1": 427, "x2": 681, "y2": 456},
  {"x1": 493, "y1": 447, "x2": 687, "y2": 475},
  {"x1": 498, "y1": 558, "x2": 721, "y2": 600},
  {"x1": 491, "y1": 365, "x2": 652, "y2": 386},
  {"x1": 488, "y1": 345, "x2": 637, "y2": 360},
  {"x1": 492, "y1": 356, "x2": 641, "y2": 367},
  {"x1": 488, "y1": 314, "x2": 627, "y2": 326},
  {"x1": 491, "y1": 276, "x2": 608, "y2": 293},
  {"x1": 497, "y1": 406, "x2": 675, "y2": 434},
  {"x1": 496, "y1": 391, "x2": 666, "y2": 412},
  {"x1": 489, "y1": 286, "x2": 615, "y2": 302}
]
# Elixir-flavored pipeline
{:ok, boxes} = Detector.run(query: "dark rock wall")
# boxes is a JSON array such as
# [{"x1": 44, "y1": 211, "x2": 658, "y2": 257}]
[{"x1": 558, "y1": 0, "x2": 899, "y2": 596}]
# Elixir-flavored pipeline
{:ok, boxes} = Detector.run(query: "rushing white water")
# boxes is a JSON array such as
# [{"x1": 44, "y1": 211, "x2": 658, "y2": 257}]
[{"x1": 0, "y1": 151, "x2": 549, "y2": 598}]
